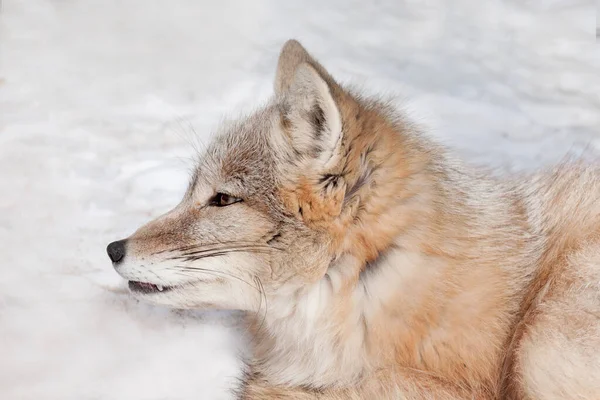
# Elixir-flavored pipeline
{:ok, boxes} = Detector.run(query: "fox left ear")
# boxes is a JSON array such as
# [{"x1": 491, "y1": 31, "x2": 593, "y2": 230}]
[
  {"x1": 275, "y1": 41, "x2": 350, "y2": 224},
  {"x1": 275, "y1": 40, "x2": 343, "y2": 169},
  {"x1": 280, "y1": 62, "x2": 343, "y2": 170}
]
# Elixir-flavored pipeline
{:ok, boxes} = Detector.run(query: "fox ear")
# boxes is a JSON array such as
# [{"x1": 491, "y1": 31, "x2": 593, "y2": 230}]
[
  {"x1": 275, "y1": 41, "x2": 348, "y2": 224},
  {"x1": 275, "y1": 40, "x2": 334, "y2": 96},
  {"x1": 276, "y1": 42, "x2": 342, "y2": 170}
]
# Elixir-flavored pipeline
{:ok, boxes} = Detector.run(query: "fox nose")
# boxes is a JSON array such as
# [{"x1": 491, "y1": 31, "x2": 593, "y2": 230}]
[{"x1": 107, "y1": 239, "x2": 127, "y2": 264}]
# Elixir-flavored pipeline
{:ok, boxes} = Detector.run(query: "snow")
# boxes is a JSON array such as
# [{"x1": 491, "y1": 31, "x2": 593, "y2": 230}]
[{"x1": 0, "y1": 0, "x2": 598, "y2": 399}]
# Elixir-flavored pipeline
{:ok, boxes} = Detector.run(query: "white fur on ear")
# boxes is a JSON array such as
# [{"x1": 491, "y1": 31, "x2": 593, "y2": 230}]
[{"x1": 284, "y1": 63, "x2": 343, "y2": 170}]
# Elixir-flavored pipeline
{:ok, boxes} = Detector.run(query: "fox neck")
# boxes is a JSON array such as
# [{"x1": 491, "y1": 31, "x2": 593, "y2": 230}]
[
  {"x1": 250, "y1": 112, "x2": 536, "y2": 390},
  {"x1": 249, "y1": 120, "x2": 441, "y2": 386},
  {"x1": 249, "y1": 243, "x2": 450, "y2": 389}
]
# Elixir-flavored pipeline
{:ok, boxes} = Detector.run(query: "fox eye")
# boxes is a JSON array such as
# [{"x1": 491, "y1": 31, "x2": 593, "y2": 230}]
[{"x1": 209, "y1": 193, "x2": 242, "y2": 207}]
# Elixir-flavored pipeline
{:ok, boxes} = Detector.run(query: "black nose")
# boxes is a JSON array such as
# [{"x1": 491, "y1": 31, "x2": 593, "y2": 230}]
[{"x1": 107, "y1": 239, "x2": 127, "y2": 264}]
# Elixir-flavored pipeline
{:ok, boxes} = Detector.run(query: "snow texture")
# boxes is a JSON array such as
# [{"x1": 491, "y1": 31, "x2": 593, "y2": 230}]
[{"x1": 0, "y1": 0, "x2": 598, "y2": 399}]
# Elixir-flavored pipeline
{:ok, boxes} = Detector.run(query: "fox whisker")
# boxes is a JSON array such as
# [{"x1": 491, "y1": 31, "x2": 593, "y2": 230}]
[{"x1": 153, "y1": 242, "x2": 283, "y2": 257}]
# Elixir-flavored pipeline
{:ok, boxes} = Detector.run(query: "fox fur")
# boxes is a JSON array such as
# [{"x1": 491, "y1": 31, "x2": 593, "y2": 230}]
[{"x1": 109, "y1": 40, "x2": 600, "y2": 399}]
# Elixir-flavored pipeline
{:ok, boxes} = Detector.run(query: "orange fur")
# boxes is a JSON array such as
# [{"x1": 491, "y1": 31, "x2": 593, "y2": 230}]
[{"x1": 110, "y1": 40, "x2": 600, "y2": 399}]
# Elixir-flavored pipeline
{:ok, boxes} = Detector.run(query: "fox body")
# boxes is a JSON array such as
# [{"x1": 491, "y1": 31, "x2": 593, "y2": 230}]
[{"x1": 107, "y1": 41, "x2": 600, "y2": 399}]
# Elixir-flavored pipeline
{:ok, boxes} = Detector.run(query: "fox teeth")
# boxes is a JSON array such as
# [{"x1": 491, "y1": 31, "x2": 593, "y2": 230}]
[{"x1": 157, "y1": 285, "x2": 164, "y2": 292}]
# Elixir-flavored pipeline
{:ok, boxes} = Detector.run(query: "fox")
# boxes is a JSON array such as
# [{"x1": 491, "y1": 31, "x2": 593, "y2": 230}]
[{"x1": 106, "y1": 40, "x2": 600, "y2": 399}]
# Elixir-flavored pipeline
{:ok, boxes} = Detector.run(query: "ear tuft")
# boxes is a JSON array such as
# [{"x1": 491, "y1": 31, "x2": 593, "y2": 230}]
[{"x1": 309, "y1": 102, "x2": 326, "y2": 138}]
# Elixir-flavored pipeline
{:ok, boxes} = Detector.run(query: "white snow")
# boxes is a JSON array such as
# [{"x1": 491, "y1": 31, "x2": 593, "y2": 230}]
[{"x1": 0, "y1": 0, "x2": 598, "y2": 399}]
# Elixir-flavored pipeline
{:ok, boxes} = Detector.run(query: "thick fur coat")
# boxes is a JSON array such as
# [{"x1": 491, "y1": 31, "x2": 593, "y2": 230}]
[{"x1": 108, "y1": 40, "x2": 600, "y2": 399}]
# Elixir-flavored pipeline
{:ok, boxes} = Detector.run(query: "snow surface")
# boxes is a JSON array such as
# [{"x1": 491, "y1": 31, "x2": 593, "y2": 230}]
[{"x1": 0, "y1": 0, "x2": 598, "y2": 399}]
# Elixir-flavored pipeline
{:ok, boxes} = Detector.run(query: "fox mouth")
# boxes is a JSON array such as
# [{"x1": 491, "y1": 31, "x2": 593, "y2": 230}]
[{"x1": 128, "y1": 281, "x2": 174, "y2": 294}]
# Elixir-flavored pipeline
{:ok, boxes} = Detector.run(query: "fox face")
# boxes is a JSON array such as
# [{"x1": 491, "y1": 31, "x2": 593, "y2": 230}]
[
  {"x1": 108, "y1": 40, "x2": 422, "y2": 313},
  {"x1": 107, "y1": 40, "x2": 379, "y2": 310}
]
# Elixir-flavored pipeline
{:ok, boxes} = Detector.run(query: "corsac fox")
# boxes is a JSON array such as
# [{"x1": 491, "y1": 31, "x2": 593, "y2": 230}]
[{"x1": 107, "y1": 40, "x2": 600, "y2": 399}]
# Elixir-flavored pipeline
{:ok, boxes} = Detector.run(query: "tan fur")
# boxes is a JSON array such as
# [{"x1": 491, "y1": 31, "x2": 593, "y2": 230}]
[{"x1": 108, "y1": 40, "x2": 600, "y2": 399}]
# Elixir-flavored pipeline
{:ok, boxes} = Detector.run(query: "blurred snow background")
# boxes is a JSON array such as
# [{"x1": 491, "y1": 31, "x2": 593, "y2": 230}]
[{"x1": 0, "y1": 0, "x2": 598, "y2": 399}]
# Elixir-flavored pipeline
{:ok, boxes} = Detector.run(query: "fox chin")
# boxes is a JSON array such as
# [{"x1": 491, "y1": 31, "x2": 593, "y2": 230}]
[{"x1": 107, "y1": 40, "x2": 600, "y2": 399}]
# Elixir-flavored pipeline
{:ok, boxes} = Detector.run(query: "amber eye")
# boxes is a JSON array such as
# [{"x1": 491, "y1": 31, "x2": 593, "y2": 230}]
[{"x1": 209, "y1": 193, "x2": 242, "y2": 207}]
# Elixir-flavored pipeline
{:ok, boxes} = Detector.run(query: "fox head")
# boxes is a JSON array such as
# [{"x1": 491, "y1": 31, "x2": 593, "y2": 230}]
[{"x1": 107, "y1": 40, "x2": 429, "y2": 311}]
